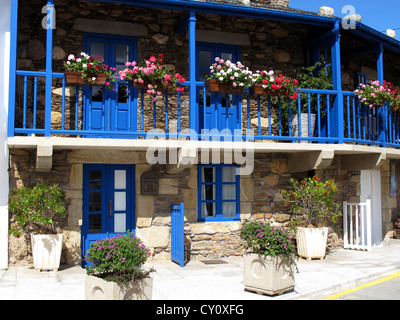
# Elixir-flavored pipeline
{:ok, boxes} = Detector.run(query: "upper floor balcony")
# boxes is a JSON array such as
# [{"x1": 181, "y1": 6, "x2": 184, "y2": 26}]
[{"x1": 6, "y1": 0, "x2": 400, "y2": 171}]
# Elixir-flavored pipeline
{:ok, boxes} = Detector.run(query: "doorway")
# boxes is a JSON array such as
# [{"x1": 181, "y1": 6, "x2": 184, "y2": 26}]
[
  {"x1": 81, "y1": 164, "x2": 135, "y2": 264},
  {"x1": 360, "y1": 170, "x2": 382, "y2": 247}
]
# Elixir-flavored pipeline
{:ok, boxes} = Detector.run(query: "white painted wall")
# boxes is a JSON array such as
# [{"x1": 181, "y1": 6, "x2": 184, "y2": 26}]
[{"x1": 0, "y1": 0, "x2": 11, "y2": 268}]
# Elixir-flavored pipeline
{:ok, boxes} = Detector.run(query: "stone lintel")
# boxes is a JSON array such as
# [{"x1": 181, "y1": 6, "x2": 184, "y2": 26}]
[{"x1": 73, "y1": 18, "x2": 148, "y2": 37}]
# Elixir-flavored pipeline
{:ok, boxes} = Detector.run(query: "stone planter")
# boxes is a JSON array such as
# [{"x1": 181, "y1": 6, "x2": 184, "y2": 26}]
[
  {"x1": 31, "y1": 234, "x2": 63, "y2": 272},
  {"x1": 296, "y1": 227, "x2": 328, "y2": 260},
  {"x1": 243, "y1": 252, "x2": 295, "y2": 296},
  {"x1": 85, "y1": 275, "x2": 153, "y2": 300}
]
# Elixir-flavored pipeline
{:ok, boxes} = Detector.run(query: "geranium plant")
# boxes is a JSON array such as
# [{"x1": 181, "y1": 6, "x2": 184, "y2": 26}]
[
  {"x1": 354, "y1": 80, "x2": 393, "y2": 108},
  {"x1": 118, "y1": 54, "x2": 185, "y2": 102},
  {"x1": 64, "y1": 52, "x2": 117, "y2": 89},
  {"x1": 253, "y1": 70, "x2": 299, "y2": 99},
  {"x1": 85, "y1": 232, "x2": 153, "y2": 285},
  {"x1": 279, "y1": 176, "x2": 341, "y2": 227},
  {"x1": 9, "y1": 182, "x2": 66, "y2": 236},
  {"x1": 240, "y1": 221, "x2": 296, "y2": 256},
  {"x1": 207, "y1": 57, "x2": 255, "y2": 90}
]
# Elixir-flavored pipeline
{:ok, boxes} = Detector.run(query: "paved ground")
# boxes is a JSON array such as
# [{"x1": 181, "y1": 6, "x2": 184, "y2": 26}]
[{"x1": 1, "y1": 239, "x2": 400, "y2": 300}]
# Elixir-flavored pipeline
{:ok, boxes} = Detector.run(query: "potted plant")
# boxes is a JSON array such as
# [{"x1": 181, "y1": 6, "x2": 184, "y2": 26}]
[
  {"x1": 118, "y1": 54, "x2": 185, "y2": 102},
  {"x1": 206, "y1": 57, "x2": 255, "y2": 94},
  {"x1": 279, "y1": 176, "x2": 341, "y2": 260},
  {"x1": 354, "y1": 80, "x2": 393, "y2": 108},
  {"x1": 274, "y1": 60, "x2": 332, "y2": 138},
  {"x1": 9, "y1": 182, "x2": 66, "y2": 271},
  {"x1": 64, "y1": 52, "x2": 117, "y2": 88},
  {"x1": 84, "y1": 232, "x2": 154, "y2": 300},
  {"x1": 253, "y1": 70, "x2": 299, "y2": 99},
  {"x1": 240, "y1": 221, "x2": 296, "y2": 296}
]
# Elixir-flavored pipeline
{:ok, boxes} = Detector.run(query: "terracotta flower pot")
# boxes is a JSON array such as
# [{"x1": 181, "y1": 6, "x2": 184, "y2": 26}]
[
  {"x1": 205, "y1": 79, "x2": 244, "y2": 94},
  {"x1": 65, "y1": 71, "x2": 107, "y2": 86},
  {"x1": 252, "y1": 84, "x2": 281, "y2": 96}
]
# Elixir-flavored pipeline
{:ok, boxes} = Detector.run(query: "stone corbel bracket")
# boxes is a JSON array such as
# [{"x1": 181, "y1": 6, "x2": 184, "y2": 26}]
[
  {"x1": 339, "y1": 152, "x2": 386, "y2": 171},
  {"x1": 36, "y1": 143, "x2": 53, "y2": 172},
  {"x1": 288, "y1": 150, "x2": 334, "y2": 173}
]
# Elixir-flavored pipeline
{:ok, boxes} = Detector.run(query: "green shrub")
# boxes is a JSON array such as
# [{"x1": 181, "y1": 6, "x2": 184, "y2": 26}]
[{"x1": 9, "y1": 182, "x2": 66, "y2": 236}]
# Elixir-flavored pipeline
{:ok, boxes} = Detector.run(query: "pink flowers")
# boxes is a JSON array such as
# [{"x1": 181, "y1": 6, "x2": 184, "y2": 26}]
[
  {"x1": 118, "y1": 54, "x2": 185, "y2": 102},
  {"x1": 355, "y1": 80, "x2": 393, "y2": 108}
]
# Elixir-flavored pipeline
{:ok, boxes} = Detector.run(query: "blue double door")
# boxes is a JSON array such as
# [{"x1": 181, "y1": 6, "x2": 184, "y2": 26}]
[
  {"x1": 83, "y1": 34, "x2": 138, "y2": 136},
  {"x1": 81, "y1": 164, "x2": 135, "y2": 264},
  {"x1": 197, "y1": 43, "x2": 242, "y2": 135}
]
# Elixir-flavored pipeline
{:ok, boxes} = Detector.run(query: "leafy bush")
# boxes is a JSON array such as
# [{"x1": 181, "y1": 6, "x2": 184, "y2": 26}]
[
  {"x1": 279, "y1": 176, "x2": 341, "y2": 227},
  {"x1": 240, "y1": 221, "x2": 295, "y2": 256},
  {"x1": 9, "y1": 182, "x2": 66, "y2": 236},
  {"x1": 85, "y1": 232, "x2": 153, "y2": 284}
]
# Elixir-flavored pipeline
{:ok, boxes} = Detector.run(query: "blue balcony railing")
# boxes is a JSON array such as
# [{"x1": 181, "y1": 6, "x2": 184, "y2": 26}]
[{"x1": 8, "y1": 70, "x2": 400, "y2": 148}]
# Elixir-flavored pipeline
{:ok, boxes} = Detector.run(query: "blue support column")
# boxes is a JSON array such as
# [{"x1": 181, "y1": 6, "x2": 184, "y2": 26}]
[
  {"x1": 7, "y1": 0, "x2": 18, "y2": 138},
  {"x1": 44, "y1": 1, "x2": 55, "y2": 137},
  {"x1": 188, "y1": 10, "x2": 197, "y2": 136},
  {"x1": 377, "y1": 43, "x2": 384, "y2": 83},
  {"x1": 331, "y1": 21, "x2": 344, "y2": 144},
  {"x1": 377, "y1": 42, "x2": 386, "y2": 146}
]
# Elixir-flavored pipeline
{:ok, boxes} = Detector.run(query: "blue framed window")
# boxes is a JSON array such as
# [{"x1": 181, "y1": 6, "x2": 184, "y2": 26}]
[{"x1": 198, "y1": 164, "x2": 240, "y2": 222}]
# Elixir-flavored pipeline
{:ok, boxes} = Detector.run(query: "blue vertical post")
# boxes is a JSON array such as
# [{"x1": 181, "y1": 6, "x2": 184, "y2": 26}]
[
  {"x1": 188, "y1": 10, "x2": 197, "y2": 136},
  {"x1": 44, "y1": 1, "x2": 54, "y2": 137},
  {"x1": 377, "y1": 43, "x2": 384, "y2": 83},
  {"x1": 376, "y1": 43, "x2": 386, "y2": 146},
  {"x1": 7, "y1": 0, "x2": 19, "y2": 137},
  {"x1": 331, "y1": 21, "x2": 344, "y2": 144}
]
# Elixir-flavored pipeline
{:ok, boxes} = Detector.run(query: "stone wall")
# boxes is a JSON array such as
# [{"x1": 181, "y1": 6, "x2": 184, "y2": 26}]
[{"x1": 8, "y1": 147, "x2": 398, "y2": 265}]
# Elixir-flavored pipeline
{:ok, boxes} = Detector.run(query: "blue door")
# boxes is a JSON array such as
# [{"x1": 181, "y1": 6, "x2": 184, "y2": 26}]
[
  {"x1": 81, "y1": 164, "x2": 135, "y2": 265},
  {"x1": 83, "y1": 34, "x2": 138, "y2": 137},
  {"x1": 197, "y1": 43, "x2": 242, "y2": 135}
]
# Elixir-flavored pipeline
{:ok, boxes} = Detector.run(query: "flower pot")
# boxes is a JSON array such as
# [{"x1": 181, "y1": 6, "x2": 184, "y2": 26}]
[
  {"x1": 65, "y1": 71, "x2": 107, "y2": 86},
  {"x1": 291, "y1": 113, "x2": 316, "y2": 142},
  {"x1": 205, "y1": 79, "x2": 244, "y2": 94},
  {"x1": 252, "y1": 84, "x2": 281, "y2": 96},
  {"x1": 85, "y1": 274, "x2": 153, "y2": 300},
  {"x1": 31, "y1": 234, "x2": 63, "y2": 272},
  {"x1": 243, "y1": 252, "x2": 295, "y2": 296},
  {"x1": 296, "y1": 227, "x2": 328, "y2": 260}
]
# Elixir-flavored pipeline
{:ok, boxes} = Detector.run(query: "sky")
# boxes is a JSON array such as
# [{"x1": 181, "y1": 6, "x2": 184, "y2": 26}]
[{"x1": 290, "y1": 0, "x2": 400, "y2": 40}]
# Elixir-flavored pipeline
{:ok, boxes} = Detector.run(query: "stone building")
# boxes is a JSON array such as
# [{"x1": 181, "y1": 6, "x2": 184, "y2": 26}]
[{"x1": 2, "y1": 0, "x2": 400, "y2": 267}]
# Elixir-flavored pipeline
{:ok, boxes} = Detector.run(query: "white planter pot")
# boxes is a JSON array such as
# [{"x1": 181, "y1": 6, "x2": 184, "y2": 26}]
[
  {"x1": 31, "y1": 234, "x2": 63, "y2": 271},
  {"x1": 243, "y1": 253, "x2": 295, "y2": 296},
  {"x1": 85, "y1": 275, "x2": 153, "y2": 300},
  {"x1": 291, "y1": 113, "x2": 316, "y2": 142},
  {"x1": 296, "y1": 227, "x2": 328, "y2": 260}
]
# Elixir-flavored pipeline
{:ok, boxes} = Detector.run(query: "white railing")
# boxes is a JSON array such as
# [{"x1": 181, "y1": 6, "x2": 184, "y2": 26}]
[{"x1": 343, "y1": 199, "x2": 372, "y2": 251}]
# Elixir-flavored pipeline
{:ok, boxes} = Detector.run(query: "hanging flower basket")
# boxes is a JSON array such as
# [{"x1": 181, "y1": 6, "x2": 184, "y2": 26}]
[
  {"x1": 205, "y1": 79, "x2": 244, "y2": 94},
  {"x1": 65, "y1": 71, "x2": 108, "y2": 86}
]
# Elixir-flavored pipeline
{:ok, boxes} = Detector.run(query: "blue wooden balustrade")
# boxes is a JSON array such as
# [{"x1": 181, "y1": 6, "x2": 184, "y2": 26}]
[{"x1": 9, "y1": 69, "x2": 400, "y2": 148}]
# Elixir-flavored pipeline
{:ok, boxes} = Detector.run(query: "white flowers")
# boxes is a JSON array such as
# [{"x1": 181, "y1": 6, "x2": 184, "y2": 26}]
[{"x1": 68, "y1": 54, "x2": 75, "y2": 60}]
